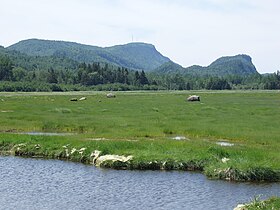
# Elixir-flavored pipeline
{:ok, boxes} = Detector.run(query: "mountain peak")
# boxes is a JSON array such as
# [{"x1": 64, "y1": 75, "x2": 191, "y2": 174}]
[
  {"x1": 210, "y1": 54, "x2": 252, "y2": 66},
  {"x1": 207, "y1": 54, "x2": 257, "y2": 75},
  {"x1": 154, "y1": 54, "x2": 258, "y2": 76},
  {"x1": 116, "y1": 42, "x2": 155, "y2": 47}
]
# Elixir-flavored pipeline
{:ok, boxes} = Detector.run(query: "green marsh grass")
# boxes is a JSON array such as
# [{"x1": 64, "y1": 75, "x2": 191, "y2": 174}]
[
  {"x1": 245, "y1": 196, "x2": 280, "y2": 209},
  {"x1": 0, "y1": 91, "x2": 280, "y2": 181}
]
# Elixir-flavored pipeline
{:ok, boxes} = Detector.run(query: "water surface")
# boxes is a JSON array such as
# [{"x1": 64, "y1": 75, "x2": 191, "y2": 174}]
[{"x1": 0, "y1": 156, "x2": 279, "y2": 210}]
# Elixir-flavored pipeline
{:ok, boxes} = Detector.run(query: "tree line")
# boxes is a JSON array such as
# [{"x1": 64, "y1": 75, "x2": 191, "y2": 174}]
[
  {"x1": 0, "y1": 55, "x2": 152, "y2": 91},
  {"x1": 0, "y1": 55, "x2": 280, "y2": 92},
  {"x1": 150, "y1": 72, "x2": 280, "y2": 90}
]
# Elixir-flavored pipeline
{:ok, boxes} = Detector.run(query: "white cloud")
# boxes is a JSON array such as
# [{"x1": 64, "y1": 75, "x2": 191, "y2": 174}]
[{"x1": 0, "y1": 0, "x2": 279, "y2": 73}]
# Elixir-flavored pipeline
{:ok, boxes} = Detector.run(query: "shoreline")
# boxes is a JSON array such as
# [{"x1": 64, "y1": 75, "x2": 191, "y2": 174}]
[
  {"x1": 2, "y1": 139, "x2": 280, "y2": 209},
  {"x1": 2, "y1": 153, "x2": 279, "y2": 210},
  {"x1": 1, "y1": 140, "x2": 279, "y2": 183},
  {"x1": 234, "y1": 197, "x2": 280, "y2": 210}
]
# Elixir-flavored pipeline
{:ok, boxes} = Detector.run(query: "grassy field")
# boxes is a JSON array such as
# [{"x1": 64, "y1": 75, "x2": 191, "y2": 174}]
[{"x1": 0, "y1": 90, "x2": 280, "y2": 181}]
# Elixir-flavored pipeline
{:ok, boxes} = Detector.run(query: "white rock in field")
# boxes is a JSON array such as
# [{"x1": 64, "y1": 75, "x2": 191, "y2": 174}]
[
  {"x1": 79, "y1": 97, "x2": 87, "y2": 101},
  {"x1": 78, "y1": 148, "x2": 86, "y2": 155},
  {"x1": 106, "y1": 93, "x2": 116, "y2": 98},
  {"x1": 187, "y1": 95, "x2": 200, "y2": 102},
  {"x1": 34, "y1": 144, "x2": 41, "y2": 149},
  {"x1": 172, "y1": 136, "x2": 187, "y2": 140},
  {"x1": 234, "y1": 204, "x2": 246, "y2": 210},
  {"x1": 65, "y1": 149, "x2": 69, "y2": 157},
  {"x1": 94, "y1": 154, "x2": 133, "y2": 167},
  {"x1": 216, "y1": 141, "x2": 234, "y2": 147},
  {"x1": 71, "y1": 148, "x2": 77, "y2": 154},
  {"x1": 90, "y1": 150, "x2": 132, "y2": 166},
  {"x1": 91, "y1": 150, "x2": 102, "y2": 163},
  {"x1": 221, "y1": 157, "x2": 230, "y2": 163},
  {"x1": 91, "y1": 150, "x2": 101, "y2": 156}
]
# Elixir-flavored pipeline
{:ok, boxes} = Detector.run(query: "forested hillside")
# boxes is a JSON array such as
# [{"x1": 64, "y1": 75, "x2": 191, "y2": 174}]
[
  {"x1": 0, "y1": 45, "x2": 78, "y2": 72},
  {"x1": 0, "y1": 46, "x2": 153, "y2": 91},
  {"x1": 1, "y1": 40, "x2": 280, "y2": 92},
  {"x1": 8, "y1": 39, "x2": 170, "y2": 71},
  {"x1": 154, "y1": 55, "x2": 258, "y2": 76}
]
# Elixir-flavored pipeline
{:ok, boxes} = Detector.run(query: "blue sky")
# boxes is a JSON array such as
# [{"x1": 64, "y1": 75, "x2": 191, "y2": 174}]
[{"x1": 1, "y1": 0, "x2": 279, "y2": 73}]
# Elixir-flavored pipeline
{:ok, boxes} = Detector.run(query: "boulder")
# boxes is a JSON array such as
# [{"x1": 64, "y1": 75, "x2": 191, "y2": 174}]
[
  {"x1": 221, "y1": 157, "x2": 230, "y2": 163},
  {"x1": 106, "y1": 93, "x2": 116, "y2": 98},
  {"x1": 91, "y1": 150, "x2": 133, "y2": 167},
  {"x1": 95, "y1": 154, "x2": 133, "y2": 167},
  {"x1": 79, "y1": 97, "x2": 87, "y2": 101},
  {"x1": 187, "y1": 95, "x2": 200, "y2": 101},
  {"x1": 234, "y1": 204, "x2": 246, "y2": 210},
  {"x1": 91, "y1": 150, "x2": 102, "y2": 163}
]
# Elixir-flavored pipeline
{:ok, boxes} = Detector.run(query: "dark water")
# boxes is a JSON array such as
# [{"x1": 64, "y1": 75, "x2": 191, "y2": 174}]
[{"x1": 0, "y1": 157, "x2": 279, "y2": 210}]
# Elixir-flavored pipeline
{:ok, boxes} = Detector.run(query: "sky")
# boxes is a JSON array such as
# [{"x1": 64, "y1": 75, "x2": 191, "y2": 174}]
[{"x1": 0, "y1": 0, "x2": 279, "y2": 73}]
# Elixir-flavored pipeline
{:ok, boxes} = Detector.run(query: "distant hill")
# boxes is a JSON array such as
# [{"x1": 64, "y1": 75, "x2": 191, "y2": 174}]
[
  {"x1": 154, "y1": 54, "x2": 258, "y2": 76},
  {"x1": 152, "y1": 61, "x2": 185, "y2": 74},
  {"x1": 8, "y1": 39, "x2": 170, "y2": 71},
  {"x1": 0, "y1": 45, "x2": 79, "y2": 71},
  {"x1": 5, "y1": 39, "x2": 259, "y2": 76}
]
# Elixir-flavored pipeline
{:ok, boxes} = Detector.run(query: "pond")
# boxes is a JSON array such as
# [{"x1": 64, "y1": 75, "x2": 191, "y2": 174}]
[
  {"x1": 19, "y1": 132, "x2": 74, "y2": 136},
  {"x1": 0, "y1": 156, "x2": 279, "y2": 210}
]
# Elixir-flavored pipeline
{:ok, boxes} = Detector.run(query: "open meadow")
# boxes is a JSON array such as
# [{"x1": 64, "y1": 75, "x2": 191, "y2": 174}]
[{"x1": 0, "y1": 90, "x2": 280, "y2": 181}]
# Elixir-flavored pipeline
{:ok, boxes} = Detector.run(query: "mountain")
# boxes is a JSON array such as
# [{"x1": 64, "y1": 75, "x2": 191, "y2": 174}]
[
  {"x1": 0, "y1": 45, "x2": 79, "y2": 71},
  {"x1": 152, "y1": 61, "x2": 185, "y2": 74},
  {"x1": 6, "y1": 39, "x2": 258, "y2": 76},
  {"x1": 154, "y1": 54, "x2": 258, "y2": 76},
  {"x1": 203, "y1": 54, "x2": 257, "y2": 75},
  {"x1": 8, "y1": 39, "x2": 170, "y2": 71}
]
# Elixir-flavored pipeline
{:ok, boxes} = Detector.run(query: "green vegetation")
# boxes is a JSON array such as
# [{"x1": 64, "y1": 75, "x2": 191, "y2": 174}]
[
  {"x1": 1, "y1": 50, "x2": 280, "y2": 91},
  {"x1": 0, "y1": 51, "x2": 157, "y2": 91},
  {"x1": 0, "y1": 45, "x2": 79, "y2": 72},
  {"x1": 8, "y1": 39, "x2": 170, "y2": 71},
  {"x1": 0, "y1": 91, "x2": 279, "y2": 181},
  {"x1": 1, "y1": 40, "x2": 280, "y2": 91},
  {"x1": 154, "y1": 54, "x2": 257, "y2": 76},
  {"x1": 243, "y1": 196, "x2": 280, "y2": 209}
]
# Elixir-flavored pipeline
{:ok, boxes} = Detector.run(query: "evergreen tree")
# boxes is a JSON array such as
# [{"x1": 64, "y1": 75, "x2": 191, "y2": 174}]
[
  {"x1": 139, "y1": 70, "x2": 149, "y2": 85},
  {"x1": 123, "y1": 68, "x2": 129, "y2": 84},
  {"x1": 47, "y1": 68, "x2": 58, "y2": 84},
  {"x1": 134, "y1": 71, "x2": 140, "y2": 86},
  {"x1": 0, "y1": 56, "x2": 13, "y2": 81},
  {"x1": 12, "y1": 67, "x2": 26, "y2": 81}
]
